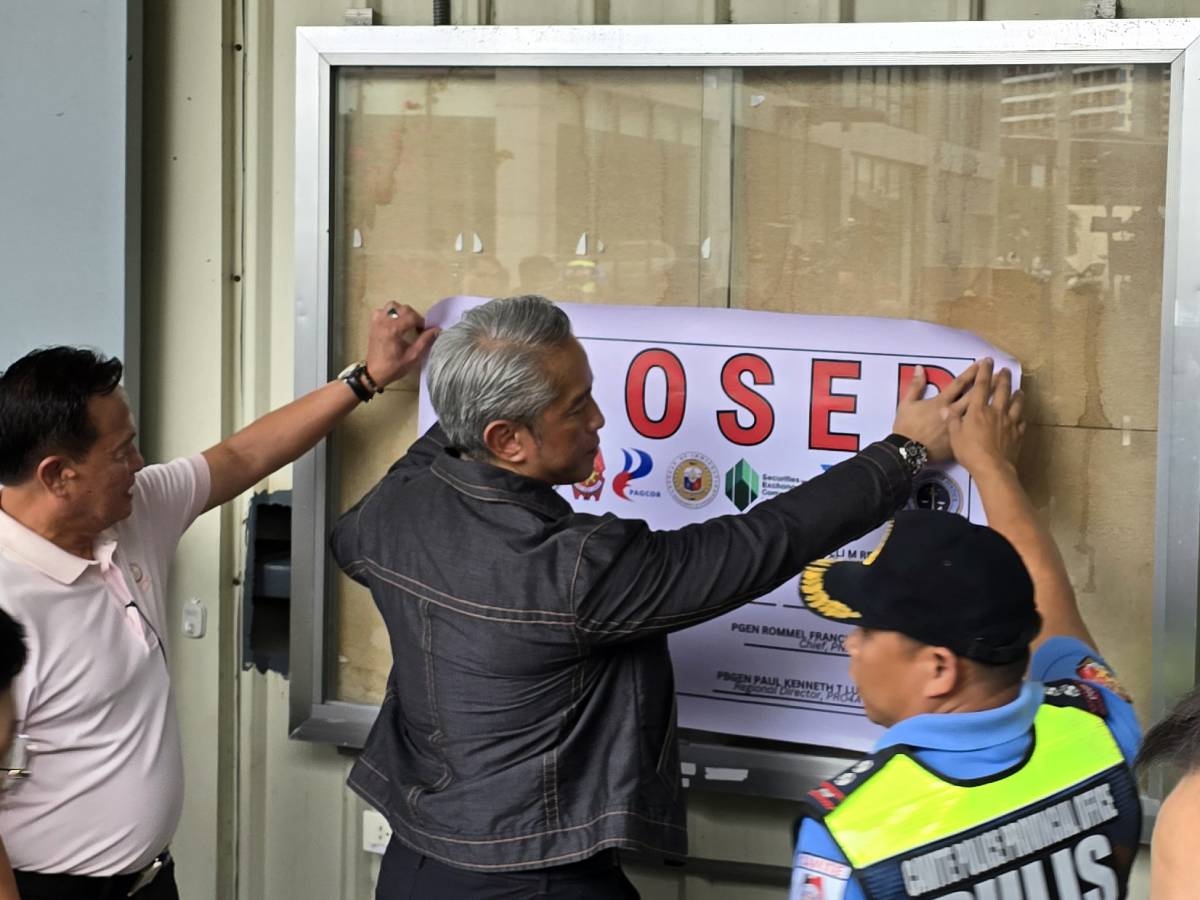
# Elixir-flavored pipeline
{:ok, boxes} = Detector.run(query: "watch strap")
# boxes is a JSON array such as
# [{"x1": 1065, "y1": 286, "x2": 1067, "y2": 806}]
[
  {"x1": 341, "y1": 363, "x2": 374, "y2": 403},
  {"x1": 359, "y1": 366, "x2": 383, "y2": 394},
  {"x1": 882, "y1": 433, "x2": 927, "y2": 476}
]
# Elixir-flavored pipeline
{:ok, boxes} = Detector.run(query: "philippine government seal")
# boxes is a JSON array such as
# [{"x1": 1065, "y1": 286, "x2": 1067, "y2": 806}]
[{"x1": 667, "y1": 452, "x2": 719, "y2": 509}]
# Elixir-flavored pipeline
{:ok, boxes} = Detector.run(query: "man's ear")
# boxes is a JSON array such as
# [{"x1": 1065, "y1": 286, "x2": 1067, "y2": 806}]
[
  {"x1": 35, "y1": 456, "x2": 75, "y2": 498},
  {"x1": 482, "y1": 420, "x2": 531, "y2": 465},
  {"x1": 922, "y1": 646, "x2": 962, "y2": 699}
]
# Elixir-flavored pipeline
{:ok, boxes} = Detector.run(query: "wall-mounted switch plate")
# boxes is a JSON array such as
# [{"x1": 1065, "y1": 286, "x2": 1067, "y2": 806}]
[
  {"x1": 182, "y1": 598, "x2": 206, "y2": 639},
  {"x1": 362, "y1": 809, "x2": 392, "y2": 854}
]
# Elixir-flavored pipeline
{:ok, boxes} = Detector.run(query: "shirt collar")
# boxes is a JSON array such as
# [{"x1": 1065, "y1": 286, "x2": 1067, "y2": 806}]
[
  {"x1": 873, "y1": 681, "x2": 1043, "y2": 754},
  {"x1": 0, "y1": 495, "x2": 112, "y2": 584},
  {"x1": 431, "y1": 448, "x2": 574, "y2": 520}
]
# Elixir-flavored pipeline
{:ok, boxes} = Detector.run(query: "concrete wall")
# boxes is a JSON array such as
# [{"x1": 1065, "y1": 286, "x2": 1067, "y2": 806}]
[
  {"x1": 139, "y1": 0, "x2": 1194, "y2": 896},
  {"x1": 0, "y1": 0, "x2": 142, "y2": 409},
  {"x1": 141, "y1": 0, "x2": 236, "y2": 894}
]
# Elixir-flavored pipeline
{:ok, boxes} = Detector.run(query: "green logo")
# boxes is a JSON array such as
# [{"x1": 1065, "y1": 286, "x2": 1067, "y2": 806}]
[{"x1": 724, "y1": 459, "x2": 761, "y2": 511}]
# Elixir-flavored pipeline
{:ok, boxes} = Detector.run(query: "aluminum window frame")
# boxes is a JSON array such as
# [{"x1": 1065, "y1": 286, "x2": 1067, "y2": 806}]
[{"x1": 292, "y1": 20, "x2": 1200, "y2": 813}]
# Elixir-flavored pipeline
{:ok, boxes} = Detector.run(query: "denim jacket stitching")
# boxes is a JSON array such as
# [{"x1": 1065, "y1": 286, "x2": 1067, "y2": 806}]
[
  {"x1": 542, "y1": 750, "x2": 560, "y2": 830},
  {"x1": 573, "y1": 584, "x2": 769, "y2": 633},
  {"x1": 356, "y1": 753, "x2": 391, "y2": 784},
  {"x1": 422, "y1": 598, "x2": 451, "y2": 791},
  {"x1": 858, "y1": 443, "x2": 910, "y2": 507},
  {"x1": 386, "y1": 807, "x2": 686, "y2": 846},
  {"x1": 335, "y1": 477, "x2": 389, "y2": 573},
  {"x1": 370, "y1": 832, "x2": 670, "y2": 872},
  {"x1": 432, "y1": 466, "x2": 568, "y2": 519},
  {"x1": 655, "y1": 699, "x2": 680, "y2": 795},
  {"x1": 356, "y1": 558, "x2": 576, "y2": 624},
  {"x1": 571, "y1": 521, "x2": 793, "y2": 634},
  {"x1": 568, "y1": 518, "x2": 613, "y2": 612},
  {"x1": 350, "y1": 763, "x2": 686, "y2": 861},
  {"x1": 347, "y1": 770, "x2": 388, "y2": 817}
]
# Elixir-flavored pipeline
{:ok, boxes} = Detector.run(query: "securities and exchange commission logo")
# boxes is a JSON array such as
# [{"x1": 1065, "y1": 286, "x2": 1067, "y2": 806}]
[
  {"x1": 909, "y1": 470, "x2": 964, "y2": 514},
  {"x1": 667, "y1": 452, "x2": 719, "y2": 509},
  {"x1": 724, "y1": 459, "x2": 761, "y2": 511}
]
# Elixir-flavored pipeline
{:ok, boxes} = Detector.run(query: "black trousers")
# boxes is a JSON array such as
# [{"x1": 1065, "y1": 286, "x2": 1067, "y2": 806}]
[
  {"x1": 14, "y1": 859, "x2": 178, "y2": 900},
  {"x1": 375, "y1": 839, "x2": 641, "y2": 900}
]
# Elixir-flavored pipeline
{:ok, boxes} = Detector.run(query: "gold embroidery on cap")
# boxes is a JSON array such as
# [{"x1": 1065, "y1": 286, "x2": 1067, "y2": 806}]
[
  {"x1": 800, "y1": 559, "x2": 862, "y2": 620},
  {"x1": 862, "y1": 521, "x2": 895, "y2": 567}
]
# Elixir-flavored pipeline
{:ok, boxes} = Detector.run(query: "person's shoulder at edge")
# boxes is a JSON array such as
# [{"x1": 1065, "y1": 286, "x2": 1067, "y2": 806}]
[
  {"x1": 791, "y1": 819, "x2": 865, "y2": 900},
  {"x1": 1151, "y1": 770, "x2": 1200, "y2": 900},
  {"x1": 1031, "y1": 634, "x2": 1140, "y2": 763}
]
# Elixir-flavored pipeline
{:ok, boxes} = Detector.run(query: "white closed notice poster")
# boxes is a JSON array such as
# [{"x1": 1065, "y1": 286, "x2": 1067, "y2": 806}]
[{"x1": 422, "y1": 296, "x2": 1019, "y2": 752}]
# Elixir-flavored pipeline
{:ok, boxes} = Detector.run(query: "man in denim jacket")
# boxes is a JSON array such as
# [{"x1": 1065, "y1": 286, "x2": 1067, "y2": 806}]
[{"x1": 332, "y1": 295, "x2": 992, "y2": 899}]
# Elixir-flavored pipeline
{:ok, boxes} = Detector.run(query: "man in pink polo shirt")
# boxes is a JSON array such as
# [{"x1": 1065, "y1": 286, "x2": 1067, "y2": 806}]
[
  {"x1": 0, "y1": 304, "x2": 437, "y2": 900},
  {"x1": 0, "y1": 610, "x2": 26, "y2": 900}
]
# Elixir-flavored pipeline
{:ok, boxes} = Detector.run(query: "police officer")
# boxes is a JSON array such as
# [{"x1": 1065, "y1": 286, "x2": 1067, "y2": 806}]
[{"x1": 789, "y1": 362, "x2": 1141, "y2": 900}]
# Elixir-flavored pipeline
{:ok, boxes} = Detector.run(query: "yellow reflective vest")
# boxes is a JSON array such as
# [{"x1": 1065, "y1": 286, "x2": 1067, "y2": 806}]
[{"x1": 802, "y1": 683, "x2": 1141, "y2": 899}]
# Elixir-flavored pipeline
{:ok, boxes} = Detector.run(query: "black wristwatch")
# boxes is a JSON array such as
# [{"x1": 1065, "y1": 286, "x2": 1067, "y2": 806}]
[
  {"x1": 337, "y1": 361, "x2": 381, "y2": 403},
  {"x1": 883, "y1": 433, "x2": 928, "y2": 477}
]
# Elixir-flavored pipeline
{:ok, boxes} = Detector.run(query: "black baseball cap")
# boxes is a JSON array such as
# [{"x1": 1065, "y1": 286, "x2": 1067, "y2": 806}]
[{"x1": 799, "y1": 509, "x2": 1040, "y2": 664}]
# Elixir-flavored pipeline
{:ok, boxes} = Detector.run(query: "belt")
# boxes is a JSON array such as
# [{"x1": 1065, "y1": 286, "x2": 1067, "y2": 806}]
[
  {"x1": 14, "y1": 849, "x2": 172, "y2": 899},
  {"x1": 540, "y1": 849, "x2": 623, "y2": 874},
  {"x1": 389, "y1": 840, "x2": 622, "y2": 876}
]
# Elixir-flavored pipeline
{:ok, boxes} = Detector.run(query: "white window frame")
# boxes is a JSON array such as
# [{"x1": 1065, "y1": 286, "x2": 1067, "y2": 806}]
[{"x1": 291, "y1": 20, "x2": 1200, "y2": 823}]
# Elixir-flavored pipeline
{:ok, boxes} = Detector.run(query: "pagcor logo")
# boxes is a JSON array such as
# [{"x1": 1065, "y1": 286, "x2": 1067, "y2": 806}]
[{"x1": 613, "y1": 449, "x2": 654, "y2": 500}]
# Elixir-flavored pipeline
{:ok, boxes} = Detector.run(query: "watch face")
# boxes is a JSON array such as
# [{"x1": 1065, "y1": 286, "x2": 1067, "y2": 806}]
[
  {"x1": 904, "y1": 442, "x2": 927, "y2": 471},
  {"x1": 338, "y1": 362, "x2": 364, "y2": 380}
]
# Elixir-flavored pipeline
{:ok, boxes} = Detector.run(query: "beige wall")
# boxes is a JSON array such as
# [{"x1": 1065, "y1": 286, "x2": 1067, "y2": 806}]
[
  {"x1": 140, "y1": 1, "x2": 1191, "y2": 897},
  {"x1": 142, "y1": 0, "x2": 235, "y2": 896}
]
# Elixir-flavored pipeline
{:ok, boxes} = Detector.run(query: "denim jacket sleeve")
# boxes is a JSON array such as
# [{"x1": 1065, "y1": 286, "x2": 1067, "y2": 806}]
[
  {"x1": 330, "y1": 423, "x2": 448, "y2": 585},
  {"x1": 569, "y1": 441, "x2": 911, "y2": 643}
]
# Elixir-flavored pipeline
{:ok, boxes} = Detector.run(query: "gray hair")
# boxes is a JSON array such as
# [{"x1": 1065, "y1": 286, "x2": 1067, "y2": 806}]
[{"x1": 427, "y1": 295, "x2": 574, "y2": 456}]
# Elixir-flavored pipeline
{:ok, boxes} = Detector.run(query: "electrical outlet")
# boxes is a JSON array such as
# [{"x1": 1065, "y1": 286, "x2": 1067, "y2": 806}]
[
  {"x1": 362, "y1": 809, "x2": 393, "y2": 854},
  {"x1": 181, "y1": 598, "x2": 206, "y2": 639}
]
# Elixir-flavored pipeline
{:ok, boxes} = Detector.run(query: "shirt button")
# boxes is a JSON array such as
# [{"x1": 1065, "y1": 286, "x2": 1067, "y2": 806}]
[{"x1": 130, "y1": 563, "x2": 143, "y2": 583}]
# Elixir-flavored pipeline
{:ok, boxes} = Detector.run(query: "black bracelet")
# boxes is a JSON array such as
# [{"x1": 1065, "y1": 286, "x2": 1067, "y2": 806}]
[
  {"x1": 359, "y1": 366, "x2": 383, "y2": 394},
  {"x1": 343, "y1": 371, "x2": 373, "y2": 403}
]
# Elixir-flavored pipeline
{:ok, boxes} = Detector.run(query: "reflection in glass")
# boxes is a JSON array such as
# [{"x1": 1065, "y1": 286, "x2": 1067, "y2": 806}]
[
  {"x1": 329, "y1": 67, "x2": 711, "y2": 703},
  {"x1": 328, "y1": 63, "x2": 1169, "y2": 717},
  {"x1": 732, "y1": 64, "x2": 1168, "y2": 718},
  {"x1": 333, "y1": 67, "x2": 707, "y2": 324}
]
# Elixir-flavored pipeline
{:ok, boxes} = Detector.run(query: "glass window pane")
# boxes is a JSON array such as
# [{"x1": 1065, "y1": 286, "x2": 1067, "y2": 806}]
[
  {"x1": 329, "y1": 66, "x2": 711, "y2": 703},
  {"x1": 324, "y1": 61, "x2": 1170, "y2": 722},
  {"x1": 732, "y1": 64, "x2": 1169, "y2": 716}
]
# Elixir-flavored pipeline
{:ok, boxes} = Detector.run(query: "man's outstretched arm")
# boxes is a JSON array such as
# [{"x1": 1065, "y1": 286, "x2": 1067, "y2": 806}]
[
  {"x1": 573, "y1": 362, "x2": 988, "y2": 641},
  {"x1": 947, "y1": 360, "x2": 1096, "y2": 654},
  {"x1": 201, "y1": 304, "x2": 438, "y2": 513}
]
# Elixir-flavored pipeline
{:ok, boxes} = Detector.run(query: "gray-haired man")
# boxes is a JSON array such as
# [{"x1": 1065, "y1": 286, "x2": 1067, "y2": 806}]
[{"x1": 332, "y1": 295, "x2": 991, "y2": 899}]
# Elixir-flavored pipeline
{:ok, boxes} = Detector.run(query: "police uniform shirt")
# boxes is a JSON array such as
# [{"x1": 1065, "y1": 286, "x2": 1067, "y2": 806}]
[{"x1": 789, "y1": 636, "x2": 1140, "y2": 900}]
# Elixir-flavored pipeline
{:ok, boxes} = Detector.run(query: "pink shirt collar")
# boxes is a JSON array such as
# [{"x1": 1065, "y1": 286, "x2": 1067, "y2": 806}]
[{"x1": 0, "y1": 497, "x2": 117, "y2": 585}]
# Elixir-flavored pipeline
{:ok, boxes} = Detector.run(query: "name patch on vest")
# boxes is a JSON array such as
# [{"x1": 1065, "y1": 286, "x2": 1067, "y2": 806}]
[
  {"x1": 791, "y1": 853, "x2": 852, "y2": 900},
  {"x1": 900, "y1": 783, "x2": 1120, "y2": 899}
]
